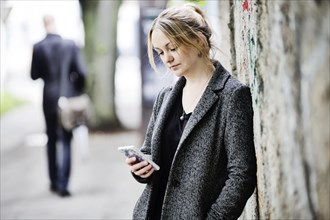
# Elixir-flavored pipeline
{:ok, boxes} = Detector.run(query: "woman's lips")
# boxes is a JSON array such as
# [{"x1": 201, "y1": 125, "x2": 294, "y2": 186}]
[{"x1": 170, "y1": 64, "x2": 179, "y2": 69}]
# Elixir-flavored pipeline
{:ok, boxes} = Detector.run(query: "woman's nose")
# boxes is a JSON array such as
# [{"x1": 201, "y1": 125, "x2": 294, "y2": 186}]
[{"x1": 163, "y1": 52, "x2": 173, "y2": 63}]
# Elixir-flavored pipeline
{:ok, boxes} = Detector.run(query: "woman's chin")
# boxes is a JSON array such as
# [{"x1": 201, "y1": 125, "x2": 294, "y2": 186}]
[{"x1": 170, "y1": 70, "x2": 185, "y2": 78}]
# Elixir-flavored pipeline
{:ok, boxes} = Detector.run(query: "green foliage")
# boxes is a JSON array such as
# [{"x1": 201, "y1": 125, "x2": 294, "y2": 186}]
[
  {"x1": 0, "y1": 91, "x2": 27, "y2": 116},
  {"x1": 186, "y1": 0, "x2": 206, "y2": 6},
  {"x1": 168, "y1": 0, "x2": 206, "y2": 7}
]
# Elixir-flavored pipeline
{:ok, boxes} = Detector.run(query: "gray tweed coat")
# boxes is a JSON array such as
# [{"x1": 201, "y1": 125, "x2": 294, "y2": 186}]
[{"x1": 133, "y1": 61, "x2": 256, "y2": 220}]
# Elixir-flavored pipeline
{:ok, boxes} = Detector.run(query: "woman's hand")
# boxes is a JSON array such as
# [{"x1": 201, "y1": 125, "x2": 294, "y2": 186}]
[{"x1": 126, "y1": 157, "x2": 155, "y2": 178}]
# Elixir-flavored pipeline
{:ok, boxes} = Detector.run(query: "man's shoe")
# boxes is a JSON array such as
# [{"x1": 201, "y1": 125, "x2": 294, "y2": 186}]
[
  {"x1": 57, "y1": 190, "x2": 71, "y2": 197},
  {"x1": 50, "y1": 185, "x2": 58, "y2": 193}
]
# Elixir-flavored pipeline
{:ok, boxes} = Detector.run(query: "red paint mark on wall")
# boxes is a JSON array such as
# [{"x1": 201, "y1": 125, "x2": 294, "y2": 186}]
[{"x1": 243, "y1": 0, "x2": 249, "y2": 11}]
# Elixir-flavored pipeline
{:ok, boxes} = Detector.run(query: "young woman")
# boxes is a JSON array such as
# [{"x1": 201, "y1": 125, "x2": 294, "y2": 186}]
[{"x1": 125, "y1": 3, "x2": 256, "y2": 219}]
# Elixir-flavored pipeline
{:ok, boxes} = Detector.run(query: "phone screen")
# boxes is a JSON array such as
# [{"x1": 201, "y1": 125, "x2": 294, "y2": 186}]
[{"x1": 124, "y1": 149, "x2": 144, "y2": 163}]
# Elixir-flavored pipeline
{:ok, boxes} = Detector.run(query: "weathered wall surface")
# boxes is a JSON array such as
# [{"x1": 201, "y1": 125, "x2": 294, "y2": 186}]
[{"x1": 217, "y1": 0, "x2": 329, "y2": 219}]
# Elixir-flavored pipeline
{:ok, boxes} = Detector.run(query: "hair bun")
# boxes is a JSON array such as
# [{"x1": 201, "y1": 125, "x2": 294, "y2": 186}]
[{"x1": 184, "y1": 3, "x2": 206, "y2": 20}]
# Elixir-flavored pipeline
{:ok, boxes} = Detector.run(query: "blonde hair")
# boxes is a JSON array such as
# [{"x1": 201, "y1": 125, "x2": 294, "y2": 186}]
[{"x1": 147, "y1": 3, "x2": 215, "y2": 72}]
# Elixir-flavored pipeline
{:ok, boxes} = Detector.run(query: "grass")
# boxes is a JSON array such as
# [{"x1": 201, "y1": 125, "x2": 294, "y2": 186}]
[{"x1": 0, "y1": 91, "x2": 27, "y2": 116}]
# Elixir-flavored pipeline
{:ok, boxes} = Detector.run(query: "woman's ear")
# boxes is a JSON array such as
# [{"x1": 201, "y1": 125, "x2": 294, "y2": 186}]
[{"x1": 197, "y1": 31, "x2": 207, "y2": 47}]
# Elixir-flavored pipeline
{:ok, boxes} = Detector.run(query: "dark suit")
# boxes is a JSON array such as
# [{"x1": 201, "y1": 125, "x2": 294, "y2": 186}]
[{"x1": 31, "y1": 33, "x2": 86, "y2": 193}]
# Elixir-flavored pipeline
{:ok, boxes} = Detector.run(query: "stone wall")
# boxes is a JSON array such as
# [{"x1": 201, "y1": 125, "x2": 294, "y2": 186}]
[{"x1": 216, "y1": 0, "x2": 330, "y2": 219}]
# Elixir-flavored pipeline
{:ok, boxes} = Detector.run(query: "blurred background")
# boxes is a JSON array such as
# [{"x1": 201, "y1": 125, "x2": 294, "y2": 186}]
[{"x1": 1, "y1": 0, "x2": 329, "y2": 219}]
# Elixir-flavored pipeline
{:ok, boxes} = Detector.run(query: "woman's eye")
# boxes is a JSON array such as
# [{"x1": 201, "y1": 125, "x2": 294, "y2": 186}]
[
  {"x1": 157, "y1": 51, "x2": 164, "y2": 56},
  {"x1": 170, "y1": 48, "x2": 176, "y2": 52}
]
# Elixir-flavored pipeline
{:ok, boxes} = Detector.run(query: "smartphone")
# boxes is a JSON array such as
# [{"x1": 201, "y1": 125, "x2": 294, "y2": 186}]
[{"x1": 118, "y1": 145, "x2": 160, "y2": 171}]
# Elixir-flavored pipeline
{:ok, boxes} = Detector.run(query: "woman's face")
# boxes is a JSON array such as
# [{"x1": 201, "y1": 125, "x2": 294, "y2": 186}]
[{"x1": 151, "y1": 29, "x2": 201, "y2": 77}]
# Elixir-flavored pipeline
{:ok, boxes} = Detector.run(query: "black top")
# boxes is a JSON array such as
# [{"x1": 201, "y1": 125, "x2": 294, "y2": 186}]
[{"x1": 151, "y1": 89, "x2": 191, "y2": 220}]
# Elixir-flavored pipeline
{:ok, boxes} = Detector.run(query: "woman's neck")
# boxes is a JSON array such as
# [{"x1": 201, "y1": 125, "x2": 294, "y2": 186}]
[
  {"x1": 181, "y1": 62, "x2": 215, "y2": 114},
  {"x1": 184, "y1": 62, "x2": 215, "y2": 88}
]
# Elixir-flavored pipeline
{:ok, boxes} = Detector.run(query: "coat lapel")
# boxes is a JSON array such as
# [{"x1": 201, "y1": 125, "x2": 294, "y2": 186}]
[
  {"x1": 151, "y1": 78, "x2": 186, "y2": 158},
  {"x1": 178, "y1": 87, "x2": 218, "y2": 147},
  {"x1": 178, "y1": 62, "x2": 231, "y2": 148}
]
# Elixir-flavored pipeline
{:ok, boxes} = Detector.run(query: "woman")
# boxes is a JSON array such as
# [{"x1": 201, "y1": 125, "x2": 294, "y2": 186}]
[{"x1": 125, "y1": 3, "x2": 256, "y2": 219}]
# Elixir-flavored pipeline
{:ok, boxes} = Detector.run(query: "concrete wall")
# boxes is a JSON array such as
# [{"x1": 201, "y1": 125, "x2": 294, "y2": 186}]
[{"x1": 216, "y1": 0, "x2": 330, "y2": 219}]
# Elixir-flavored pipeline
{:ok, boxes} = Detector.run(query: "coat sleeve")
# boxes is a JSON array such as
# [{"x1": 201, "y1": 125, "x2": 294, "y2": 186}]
[
  {"x1": 132, "y1": 87, "x2": 168, "y2": 184},
  {"x1": 207, "y1": 85, "x2": 257, "y2": 220},
  {"x1": 30, "y1": 45, "x2": 43, "y2": 80}
]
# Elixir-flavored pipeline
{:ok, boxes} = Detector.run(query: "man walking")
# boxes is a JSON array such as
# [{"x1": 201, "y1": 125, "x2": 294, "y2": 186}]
[{"x1": 31, "y1": 15, "x2": 87, "y2": 197}]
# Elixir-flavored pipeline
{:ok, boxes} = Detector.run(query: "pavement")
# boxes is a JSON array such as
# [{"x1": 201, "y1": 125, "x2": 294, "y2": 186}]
[{"x1": 0, "y1": 103, "x2": 146, "y2": 220}]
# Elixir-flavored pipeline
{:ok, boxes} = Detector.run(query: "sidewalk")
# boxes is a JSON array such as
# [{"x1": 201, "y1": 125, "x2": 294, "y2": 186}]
[{"x1": 0, "y1": 104, "x2": 145, "y2": 220}]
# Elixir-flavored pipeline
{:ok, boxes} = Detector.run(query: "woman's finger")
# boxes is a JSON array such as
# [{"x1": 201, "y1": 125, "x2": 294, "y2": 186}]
[{"x1": 134, "y1": 164, "x2": 153, "y2": 176}]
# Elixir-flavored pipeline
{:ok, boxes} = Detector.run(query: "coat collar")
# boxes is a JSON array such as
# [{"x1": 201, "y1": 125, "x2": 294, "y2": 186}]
[
  {"x1": 45, "y1": 33, "x2": 61, "y2": 39},
  {"x1": 208, "y1": 60, "x2": 231, "y2": 91}
]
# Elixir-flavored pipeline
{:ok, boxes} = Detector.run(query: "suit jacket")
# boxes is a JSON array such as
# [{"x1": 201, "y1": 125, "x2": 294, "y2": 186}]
[
  {"x1": 31, "y1": 33, "x2": 86, "y2": 114},
  {"x1": 133, "y1": 61, "x2": 257, "y2": 220}
]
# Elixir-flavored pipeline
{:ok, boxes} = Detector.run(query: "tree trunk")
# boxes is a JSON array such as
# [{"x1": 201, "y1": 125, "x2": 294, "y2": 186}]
[{"x1": 79, "y1": 0, "x2": 122, "y2": 131}]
